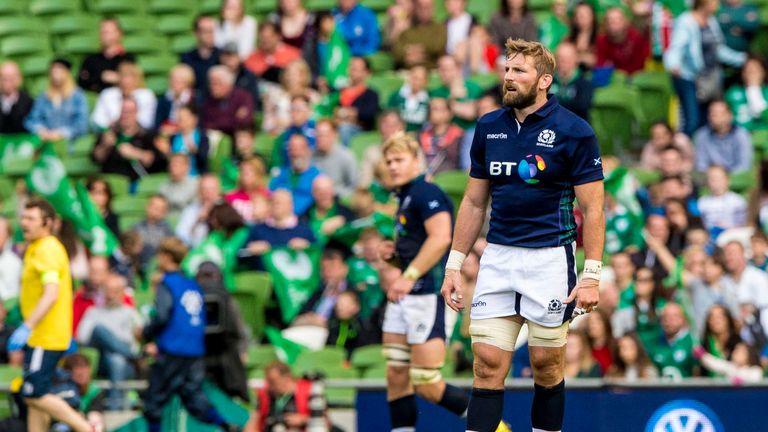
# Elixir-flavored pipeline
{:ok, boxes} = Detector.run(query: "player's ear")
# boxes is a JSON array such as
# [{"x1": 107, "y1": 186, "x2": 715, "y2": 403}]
[{"x1": 538, "y1": 73, "x2": 553, "y2": 91}]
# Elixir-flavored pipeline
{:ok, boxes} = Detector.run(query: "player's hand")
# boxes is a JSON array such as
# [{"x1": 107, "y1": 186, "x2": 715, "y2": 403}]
[
  {"x1": 563, "y1": 278, "x2": 599, "y2": 316},
  {"x1": 7, "y1": 324, "x2": 31, "y2": 352},
  {"x1": 387, "y1": 277, "x2": 415, "y2": 302},
  {"x1": 441, "y1": 269, "x2": 464, "y2": 312}
]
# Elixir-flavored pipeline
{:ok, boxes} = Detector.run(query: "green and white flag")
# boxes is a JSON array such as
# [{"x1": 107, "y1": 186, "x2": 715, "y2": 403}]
[
  {"x1": 332, "y1": 212, "x2": 395, "y2": 246},
  {"x1": 323, "y1": 29, "x2": 351, "y2": 90},
  {"x1": 603, "y1": 166, "x2": 645, "y2": 253},
  {"x1": 265, "y1": 326, "x2": 305, "y2": 365},
  {"x1": 262, "y1": 246, "x2": 321, "y2": 324},
  {"x1": 0, "y1": 134, "x2": 40, "y2": 174},
  {"x1": 74, "y1": 182, "x2": 118, "y2": 256},
  {"x1": 182, "y1": 227, "x2": 249, "y2": 290}
]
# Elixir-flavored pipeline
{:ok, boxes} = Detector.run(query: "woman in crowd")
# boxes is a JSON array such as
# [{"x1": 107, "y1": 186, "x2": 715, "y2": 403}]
[
  {"x1": 261, "y1": 59, "x2": 318, "y2": 135},
  {"x1": 91, "y1": 62, "x2": 157, "y2": 130},
  {"x1": 268, "y1": 0, "x2": 316, "y2": 49},
  {"x1": 564, "y1": 329, "x2": 602, "y2": 378},
  {"x1": 225, "y1": 157, "x2": 270, "y2": 224},
  {"x1": 86, "y1": 177, "x2": 121, "y2": 237},
  {"x1": 24, "y1": 59, "x2": 89, "y2": 145},
  {"x1": 725, "y1": 56, "x2": 768, "y2": 132},
  {"x1": 154, "y1": 64, "x2": 197, "y2": 136},
  {"x1": 567, "y1": 2, "x2": 598, "y2": 69},
  {"x1": 613, "y1": 266, "x2": 666, "y2": 346},
  {"x1": 488, "y1": 0, "x2": 539, "y2": 49},
  {"x1": 586, "y1": 309, "x2": 615, "y2": 374},
  {"x1": 606, "y1": 333, "x2": 659, "y2": 381},
  {"x1": 695, "y1": 341, "x2": 763, "y2": 383},
  {"x1": 419, "y1": 98, "x2": 463, "y2": 175},
  {"x1": 639, "y1": 121, "x2": 694, "y2": 172},
  {"x1": 701, "y1": 304, "x2": 742, "y2": 377},
  {"x1": 215, "y1": 0, "x2": 258, "y2": 59}
]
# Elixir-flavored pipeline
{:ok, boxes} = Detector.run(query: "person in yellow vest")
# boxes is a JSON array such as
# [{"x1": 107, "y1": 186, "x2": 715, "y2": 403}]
[{"x1": 8, "y1": 198, "x2": 93, "y2": 432}]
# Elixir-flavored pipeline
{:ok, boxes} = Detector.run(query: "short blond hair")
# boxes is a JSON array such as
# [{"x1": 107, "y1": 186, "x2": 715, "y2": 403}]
[
  {"x1": 381, "y1": 131, "x2": 421, "y2": 158},
  {"x1": 505, "y1": 38, "x2": 556, "y2": 77},
  {"x1": 157, "y1": 237, "x2": 188, "y2": 265}
]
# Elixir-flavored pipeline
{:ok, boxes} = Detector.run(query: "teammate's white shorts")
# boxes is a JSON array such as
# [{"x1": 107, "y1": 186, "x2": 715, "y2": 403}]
[
  {"x1": 383, "y1": 294, "x2": 458, "y2": 344},
  {"x1": 470, "y1": 242, "x2": 577, "y2": 327}
]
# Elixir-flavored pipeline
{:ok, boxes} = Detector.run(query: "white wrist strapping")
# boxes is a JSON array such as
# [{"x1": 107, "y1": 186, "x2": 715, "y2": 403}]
[
  {"x1": 445, "y1": 250, "x2": 466, "y2": 271},
  {"x1": 582, "y1": 259, "x2": 602, "y2": 281}
]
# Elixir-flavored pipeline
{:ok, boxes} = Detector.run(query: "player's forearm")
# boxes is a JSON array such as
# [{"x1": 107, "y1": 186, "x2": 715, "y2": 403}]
[
  {"x1": 580, "y1": 204, "x2": 605, "y2": 262},
  {"x1": 24, "y1": 283, "x2": 59, "y2": 329},
  {"x1": 409, "y1": 234, "x2": 452, "y2": 276},
  {"x1": 451, "y1": 196, "x2": 486, "y2": 254}
]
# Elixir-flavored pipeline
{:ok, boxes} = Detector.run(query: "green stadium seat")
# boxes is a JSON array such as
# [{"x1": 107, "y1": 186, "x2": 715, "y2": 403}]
[
  {"x1": 135, "y1": 173, "x2": 170, "y2": 197},
  {"x1": 119, "y1": 213, "x2": 144, "y2": 232},
  {"x1": 0, "y1": 177, "x2": 14, "y2": 202},
  {"x1": 137, "y1": 55, "x2": 178, "y2": 76},
  {"x1": 730, "y1": 169, "x2": 756, "y2": 194},
  {"x1": 293, "y1": 347, "x2": 348, "y2": 375},
  {"x1": 0, "y1": 364, "x2": 22, "y2": 383},
  {"x1": 362, "y1": 363, "x2": 387, "y2": 378},
  {"x1": 30, "y1": 0, "x2": 81, "y2": 16},
  {"x1": 112, "y1": 195, "x2": 148, "y2": 217},
  {"x1": 350, "y1": 344, "x2": 384, "y2": 371},
  {"x1": 63, "y1": 156, "x2": 99, "y2": 178},
  {"x1": 19, "y1": 56, "x2": 52, "y2": 80},
  {"x1": 752, "y1": 129, "x2": 768, "y2": 159},
  {"x1": 91, "y1": 0, "x2": 144, "y2": 15},
  {"x1": 199, "y1": 0, "x2": 222, "y2": 14},
  {"x1": 232, "y1": 271, "x2": 273, "y2": 339},
  {"x1": 209, "y1": 134, "x2": 232, "y2": 174},
  {"x1": 25, "y1": 76, "x2": 49, "y2": 96},
  {"x1": 171, "y1": 34, "x2": 197, "y2": 55},
  {"x1": 630, "y1": 71, "x2": 673, "y2": 135},
  {"x1": 147, "y1": 0, "x2": 198, "y2": 15},
  {"x1": 71, "y1": 134, "x2": 95, "y2": 157},
  {"x1": 529, "y1": 0, "x2": 554, "y2": 11},
  {"x1": 124, "y1": 34, "x2": 169, "y2": 55},
  {"x1": 49, "y1": 15, "x2": 101, "y2": 37},
  {"x1": 0, "y1": 17, "x2": 45, "y2": 37},
  {"x1": 254, "y1": 133, "x2": 276, "y2": 160},
  {"x1": 251, "y1": 0, "x2": 279, "y2": 15},
  {"x1": 362, "y1": 0, "x2": 394, "y2": 12},
  {"x1": 103, "y1": 173, "x2": 131, "y2": 197},
  {"x1": 79, "y1": 347, "x2": 100, "y2": 377},
  {"x1": 467, "y1": 0, "x2": 498, "y2": 24},
  {"x1": 118, "y1": 16, "x2": 159, "y2": 35},
  {"x1": 590, "y1": 85, "x2": 643, "y2": 156},
  {"x1": 365, "y1": 52, "x2": 394, "y2": 73},
  {"x1": 246, "y1": 344, "x2": 278, "y2": 371},
  {"x1": 349, "y1": 131, "x2": 382, "y2": 162},
  {"x1": 306, "y1": 0, "x2": 337, "y2": 11},
  {"x1": 1, "y1": 36, "x2": 50, "y2": 58},
  {"x1": 366, "y1": 74, "x2": 404, "y2": 108},
  {"x1": 145, "y1": 75, "x2": 169, "y2": 94},
  {"x1": 62, "y1": 34, "x2": 101, "y2": 57},
  {"x1": 432, "y1": 169, "x2": 468, "y2": 210},
  {"x1": 323, "y1": 368, "x2": 357, "y2": 406},
  {"x1": 0, "y1": 0, "x2": 26, "y2": 15},
  {"x1": 2, "y1": 158, "x2": 34, "y2": 178},
  {"x1": 156, "y1": 14, "x2": 196, "y2": 36}
]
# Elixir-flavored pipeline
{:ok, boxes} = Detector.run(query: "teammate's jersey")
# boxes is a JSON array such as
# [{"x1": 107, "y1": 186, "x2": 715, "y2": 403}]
[
  {"x1": 21, "y1": 235, "x2": 73, "y2": 350},
  {"x1": 395, "y1": 175, "x2": 454, "y2": 295},
  {"x1": 469, "y1": 96, "x2": 603, "y2": 248}
]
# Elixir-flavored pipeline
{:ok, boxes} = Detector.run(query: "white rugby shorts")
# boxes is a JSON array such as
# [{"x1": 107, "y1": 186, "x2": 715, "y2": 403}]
[
  {"x1": 383, "y1": 294, "x2": 458, "y2": 344},
  {"x1": 470, "y1": 242, "x2": 578, "y2": 327}
]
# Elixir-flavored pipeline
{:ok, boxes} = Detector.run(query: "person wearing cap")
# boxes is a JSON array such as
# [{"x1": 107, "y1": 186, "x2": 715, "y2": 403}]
[
  {"x1": 24, "y1": 59, "x2": 89, "y2": 144},
  {"x1": 219, "y1": 42, "x2": 261, "y2": 111}
]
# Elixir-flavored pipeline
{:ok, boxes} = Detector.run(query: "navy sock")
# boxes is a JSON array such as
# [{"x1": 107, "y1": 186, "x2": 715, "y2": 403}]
[
  {"x1": 466, "y1": 388, "x2": 504, "y2": 432},
  {"x1": 389, "y1": 394, "x2": 418, "y2": 429},
  {"x1": 438, "y1": 384, "x2": 469, "y2": 416},
  {"x1": 531, "y1": 380, "x2": 565, "y2": 431}
]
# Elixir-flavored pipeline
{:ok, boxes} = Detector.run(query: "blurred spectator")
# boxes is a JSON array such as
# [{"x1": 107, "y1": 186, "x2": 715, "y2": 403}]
[
  {"x1": 336, "y1": 57, "x2": 380, "y2": 143},
  {"x1": 611, "y1": 251, "x2": 635, "y2": 294},
  {"x1": 605, "y1": 333, "x2": 658, "y2": 380},
  {"x1": 725, "y1": 57, "x2": 768, "y2": 132},
  {"x1": 215, "y1": 0, "x2": 258, "y2": 59},
  {"x1": 270, "y1": 135, "x2": 323, "y2": 215},
  {"x1": 694, "y1": 100, "x2": 753, "y2": 173},
  {"x1": 723, "y1": 240, "x2": 768, "y2": 331},
  {"x1": 61, "y1": 354, "x2": 107, "y2": 429},
  {"x1": 388, "y1": 64, "x2": 430, "y2": 132},
  {"x1": 0, "y1": 217, "x2": 21, "y2": 301},
  {"x1": 181, "y1": 15, "x2": 221, "y2": 93},
  {"x1": 687, "y1": 253, "x2": 739, "y2": 338},
  {"x1": 142, "y1": 238, "x2": 238, "y2": 432},
  {"x1": 552, "y1": 42, "x2": 593, "y2": 120},
  {"x1": 695, "y1": 341, "x2": 763, "y2": 383},
  {"x1": 260, "y1": 59, "x2": 318, "y2": 134},
  {"x1": 86, "y1": 177, "x2": 120, "y2": 236},
  {"x1": 55, "y1": 218, "x2": 89, "y2": 281},
  {"x1": 111, "y1": 230, "x2": 144, "y2": 283},
  {"x1": 640, "y1": 121, "x2": 694, "y2": 172},
  {"x1": 91, "y1": 98, "x2": 165, "y2": 182},
  {"x1": 92, "y1": 62, "x2": 158, "y2": 130},
  {"x1": 717, "y1": 0, "x2": 760, "y2": 52},
  {"x1": 245, "y1": 22, "x2": 302, "y2": 83},
  {"x1": 454, "y1": 23, "x2": 502, "y2": 76},
  {"x1": 538, "y1": 0, "x2": 569, "y2": 51},
  {"x1": 0, "y1": 302, "x2": 21, "y2": 366},
  {"x1": 698, "y1": 165, "x2": 747, "y2": 231},
  {"x1": 242, "y1": 189, "x2": 315, "y2": 270},
  {"x1": 268, "y1": 0, "x2": 317, "y2": 49},
  {"x1": 646, "y1": 302, "x2": 696, "y2": 379},
  {"x1": 0, "y1": 61, "x2": 32, "y2": 133},
  {"x1": 195, "y1": 262, "x2": 249, "y2": 401},
  {"x1": 605, "y1": 194, "x2": 644, "y2": 254},
  {"x1": 72, "y1": 256, "x2": 110, "y2": 334},
  {"x1": 220, "y1": 43, "x2": 262, "y2": 110},
  {"x1": 134, "y1": 195, "x2": 175, "y2": 263},
  {"x1": 333, "y1": 0, "x2": 381, "y2": 56},
  {"x1": 419, "y1": 98, "x2": 463, "y2": 175},
  {"x1": 159, "y1": 154, "x2": 200, "y2": 215},
  {"x1": 700, "y1": 304, "x2": 742, "y2": 376},
  {"x1": 750, "y1": 231, "x2": 768, "y2": 271},
  {"x1": 458, "y1": 92, "x2": 501, "y2": 169},
  {"x1": 632, "y1": 214, "x2": 679, "y2": 279},
  {"x1": 294, "y1": 244, "x2": 353, "y2": 326},
  {"x1": 176, "y1": 174, "x2": 223, "y2": 246},
  {"x1": 77, "y1": 19, "x2": 135, "y2": 93},
  {"x1": 201, "y1": 66, "x2": 255, "y2": 136},
  {"x1": 301, "y1": 175, "x2": 356, "y2": 242},
  {"x1": 208, "y1": 201, "x2": 248, "y2": 240},
  {"x1": 154, "y1": 64, "x2": 197, "y2": 136},
  {"x1": 663, "y1": 0, "x2": 746, "y2": 137},
  {"x1": 359, "y1": 110, "x2": 406, "y2": 187},
  {"x1": 430, "y1": 55, "x2": 481, "y2": 130},
  {"x1": 232, "y1": 126, "x2": 257, "y2": 162},
  {"x1": 302, "y1": 11, "x2": 337, "y2": 86},
  {"x1": 312, "y1": 120, "x2": 358, "y2": 197},
  {"x1": 613, "y1": 266, "x2": 664, "y2": 344},
  {"x1": 444, "y1": 0, "x2": 473, "y2": 55},
  {"x1": 566, "y1": 2, "x2": 598, "y2": 69},
  {"x1": 489, "y1": 0, "x2": 539, "y2": 50},
  {"x1": 383, "y1": 0, "x2": 413, "y2": 49},
  {"x1": 325, "y1": 291, "x2": 377, "y2": 357},
  {"x1": 225, "y1": 158, "x2": 270, "y2": 223},
  {"x1": 392, "y1": 0, "x2": 447, "y2": 69},
  {"x1": 564, "y1": 329, "x2": 602, "y2": 378},
  {"x1": 156, "y1": 104, "x2": 210, "y2": 176},
  {"x1": 76, "y1": 273, "x2": 142, "y2": 410},
  {"x1": 664, "y1": 198, "x2": 700, "y2": 251},
  {"x1": 275, "y1": 95, "x2": 317, "y2": 167},
  {"x1": 586, "y1": 310, "x2": 615, "y2": 374},
  {"x1": 595, "y1": 8, "x2": 650, "y2": 75},
  {"x1": 24, "y1": 59, "x2": 89, "y2": 143}
]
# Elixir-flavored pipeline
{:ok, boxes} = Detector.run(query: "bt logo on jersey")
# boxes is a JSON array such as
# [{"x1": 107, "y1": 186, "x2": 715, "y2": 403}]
[
  {"x1": 489, "y1": 161, "x2": 518, "y2": 175},
  {"x1": 518, "y1": 154, "x2": 547, "y2": 184}
]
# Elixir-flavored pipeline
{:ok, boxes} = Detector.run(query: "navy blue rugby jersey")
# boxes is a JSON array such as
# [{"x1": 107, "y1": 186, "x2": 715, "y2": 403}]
[
  {"x1": 395, "y1": 175, "x2": 454, "y2": 295},
  {"x1": 469, "y1": 96, "x2": 603, "y2": 248}
]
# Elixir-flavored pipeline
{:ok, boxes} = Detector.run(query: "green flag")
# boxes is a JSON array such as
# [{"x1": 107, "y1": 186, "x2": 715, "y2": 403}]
[
  {"x1": 183, "y1": 228, "x2": 249, "y2": 290},
  {"x1": 265, "y1": 326, "x2": 305, "y2": 365},
  {"x1": 0, "y1": 134, "x2": 40, "y2": 174},
  {"x1": 332, "y1": 212, "x2": 395, "y2": 246},
  {"x1": 323, "y1": 30, "x2": 350, "y2": 90},
  {"x1": 603, "y1": 167, "x2": 645, "y2": 253},
  {"x1": 73, "y1": 182, "x2": 118, "y2": 256},
  {"x1": 262, "y1": 246, "x2": 321, "y2": 324}
]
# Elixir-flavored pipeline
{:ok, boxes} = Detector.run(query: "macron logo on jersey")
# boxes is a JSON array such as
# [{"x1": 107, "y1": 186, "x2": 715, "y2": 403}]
[{"x1": 486, "y1": 132, "x2": 508, "y2": 139}]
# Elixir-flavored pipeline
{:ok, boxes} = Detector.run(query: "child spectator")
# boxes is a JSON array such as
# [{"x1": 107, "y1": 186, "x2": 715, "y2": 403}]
[
  {"x1": 564, "y1": 329, "x2": 602, "y2": 378},
  {"x1": 388, "y1": 64, "x2": 430, "y2": 132},
  {"x1": 700, "y1": 304, "x2": 742, "y2": 376},
  {"x1": 698, "y1": 165, "x2": 748, "y2": 231},
  {"x1": 159, "y1": 154, "x2": 200, "y2": 216}
]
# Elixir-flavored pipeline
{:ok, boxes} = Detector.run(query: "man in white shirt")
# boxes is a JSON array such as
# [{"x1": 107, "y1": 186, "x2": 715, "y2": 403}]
[
  {"x1": 698, "y1": 165, "x2": 748, "y2": 230},
  {"x1": 0, "y1": 217, "x2": 21, "y2": 300},
  {"x1": 723, "y1": 240, "x2": 768, "y2": 334},
  {"x1": 175, "y1": 174, "x2": 222, "y2": 247},
  {"x1": 91, "y1": 62, "x2": 157, "y2": 130}
]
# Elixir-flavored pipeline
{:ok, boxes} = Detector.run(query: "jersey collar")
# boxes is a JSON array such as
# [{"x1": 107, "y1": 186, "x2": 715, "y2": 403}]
[
  {"x1": 505, "y1": 94, "x2": 560, "y2": 124},
  {"x1": 398, "y1": 174, "x2": 425, "y2": 196}
]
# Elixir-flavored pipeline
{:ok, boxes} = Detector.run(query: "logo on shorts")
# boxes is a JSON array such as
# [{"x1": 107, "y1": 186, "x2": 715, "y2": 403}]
[
  {"x1": 471, "y1": 301, "x2": 487, "y2": 308},
  {"x1": 537, "y1": 129, "x2": 556, "y2": 148},
  {"x1": 416, "y1": 323, "x2": 427, "y2": 334},
  {"x1": 547, "y1": 299, "x2": 563, "y2": 314},
  {"x1": 518, "y1": 154, "x2": 547, "y2": 184}
]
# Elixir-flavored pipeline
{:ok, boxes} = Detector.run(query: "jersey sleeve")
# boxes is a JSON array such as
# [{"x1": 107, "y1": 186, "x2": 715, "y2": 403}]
[
  {"x1": 569, "y1": 134, "x2": 604, "y2": 185},
  {"x1": 415, "y1": 184, "x2": 453, "y2": 220},
  {"x1": 32, "y1": 241, "x2": 65, "y2": 285},
  {"x1": 469, "y1": 125, "x2": 488, "y2": 179}
]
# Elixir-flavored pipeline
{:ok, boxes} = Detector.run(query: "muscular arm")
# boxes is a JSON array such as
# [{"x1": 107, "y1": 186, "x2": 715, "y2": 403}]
[
  {"x1": 450, "y1": 177, "x2": 490, "y2": 255},
  {"x1": 574, "y1": 180, "x2": 605, "y2": 262},
  {"x1": 408, "y1": 211, "x2": 453, "y2": 275},
  {"x1": 24, "y1": 283, "x2": 59, "y2": 329}
]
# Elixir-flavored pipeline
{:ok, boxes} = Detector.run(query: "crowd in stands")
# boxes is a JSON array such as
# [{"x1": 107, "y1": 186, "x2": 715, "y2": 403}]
[{"x1": 1, "y1": 0, "x2": 768, "y2": 428}]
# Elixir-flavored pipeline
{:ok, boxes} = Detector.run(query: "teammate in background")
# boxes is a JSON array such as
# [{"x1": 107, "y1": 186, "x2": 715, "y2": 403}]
[
  {"x1": 378, "y1": 133, "x2": 469, "y2": 431},
  {"x1": 9, "y1": 198, "x2": 93, "y2": 432},
  {"x1": 441, "y1": 39, "x2": 605, "y2": 432},
  {"x1": 141, "y1": 237, "x2": 241, "y2": 432}
]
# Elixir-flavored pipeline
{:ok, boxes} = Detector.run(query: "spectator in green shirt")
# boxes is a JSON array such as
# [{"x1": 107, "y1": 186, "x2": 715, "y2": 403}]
[
  {"x1": 388, "y1": 64, "x2": 430, "y2": 132},
  {"x1": 725, "y1": 57, "x2": 768, "y2": 131},
  {"x1": 429, "y1": 55, "x2": 482, "y2": 130},
  {"x1": 717, "y1": 0, "x2": 760, "y2": 52},
  {"x1": 646, "y1": 302, "x2": 697, "y2": 379}
]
